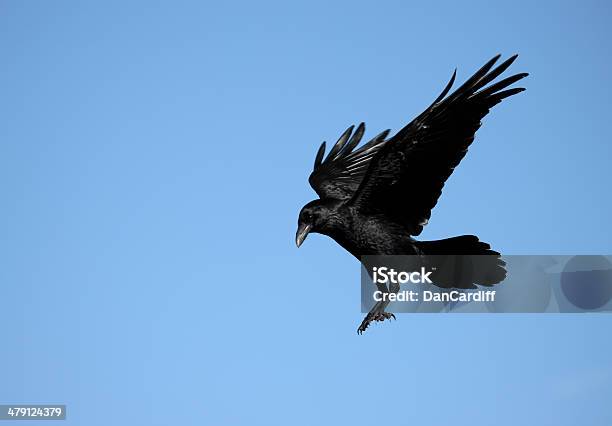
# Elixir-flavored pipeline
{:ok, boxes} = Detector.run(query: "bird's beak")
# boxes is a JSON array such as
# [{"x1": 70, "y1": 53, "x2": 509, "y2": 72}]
[{"x1": 295, "y1": 223, "x2": 312, "y2": 248}]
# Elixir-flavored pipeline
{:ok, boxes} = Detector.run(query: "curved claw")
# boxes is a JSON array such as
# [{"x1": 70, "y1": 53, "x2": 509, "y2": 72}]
[{"x1": 357, "y1": 311, "x2": 396, "y2": 334}]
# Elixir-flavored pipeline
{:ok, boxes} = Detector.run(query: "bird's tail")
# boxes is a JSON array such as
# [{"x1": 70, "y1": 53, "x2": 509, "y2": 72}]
[{"x1": 415, "y1": 235, "x2": 506, "y2": 289}]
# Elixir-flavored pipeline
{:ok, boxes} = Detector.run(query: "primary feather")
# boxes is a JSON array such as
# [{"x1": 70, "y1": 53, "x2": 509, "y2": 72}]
[
  {"x1": 308, "y1": 123, "x2": 390, "y2": 200},
  {"x1": 349, "y1": 54, "x2": 527, "y2": 235}
]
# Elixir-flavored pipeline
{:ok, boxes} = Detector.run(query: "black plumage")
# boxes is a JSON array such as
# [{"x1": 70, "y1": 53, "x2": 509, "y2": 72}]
[{"x1": 296, "y1": 55, "x2": 527, "y2": 333}]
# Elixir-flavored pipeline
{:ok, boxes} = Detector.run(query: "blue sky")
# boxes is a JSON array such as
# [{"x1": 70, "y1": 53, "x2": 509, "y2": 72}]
[{"x1": 1, "y1": 1, "x2": 611, "y2": 425}]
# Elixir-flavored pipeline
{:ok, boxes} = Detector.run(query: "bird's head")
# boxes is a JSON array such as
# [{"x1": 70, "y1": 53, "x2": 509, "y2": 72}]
[{"x1": 296, "y1": 199, "x2": 338, "y2": 248}]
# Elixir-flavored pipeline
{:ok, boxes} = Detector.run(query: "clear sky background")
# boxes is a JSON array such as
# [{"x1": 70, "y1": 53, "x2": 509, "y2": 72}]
[{"x1": 1, "y1": 1, "x2": 611, "y2": 425}]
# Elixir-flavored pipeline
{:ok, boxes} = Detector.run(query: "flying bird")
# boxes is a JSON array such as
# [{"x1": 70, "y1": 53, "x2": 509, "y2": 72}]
[{"x1": 295, "y1": 55, "x2": 528, "y2": 333}]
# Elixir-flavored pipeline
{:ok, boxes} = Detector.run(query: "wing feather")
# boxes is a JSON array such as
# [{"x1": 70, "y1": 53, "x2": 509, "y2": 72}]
[
  {"x1": 313, "y1": 141, "x2": 326, "y2": 169},
  {"x1": 326, "y1": 126, "x2": 354, "y2": 162},
  {"x1": 349, "y1": 55, "x2": 528, "y2": 235},
  {"x1": 308, "y1": 123, "x2": 390, "y2": 200}
]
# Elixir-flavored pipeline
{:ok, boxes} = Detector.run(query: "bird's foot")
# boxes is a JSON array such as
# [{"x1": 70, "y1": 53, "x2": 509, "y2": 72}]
[{"x1": 357, "y1": 311, "x2": 396, "y2": 334}]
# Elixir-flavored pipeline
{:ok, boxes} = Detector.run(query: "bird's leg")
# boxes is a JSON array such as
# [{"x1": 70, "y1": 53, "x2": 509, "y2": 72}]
[
  {"x1": 357, "y1": 281, "x2": 399, "y2": 334},
  {"x1": 357, "y1": 301, "x2": 396, "y2": 334}
]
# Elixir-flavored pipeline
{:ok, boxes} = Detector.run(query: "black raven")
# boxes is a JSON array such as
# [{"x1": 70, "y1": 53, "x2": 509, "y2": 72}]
[{"x1": 296, "y1": 55, "x2": 527, "y2": 333}]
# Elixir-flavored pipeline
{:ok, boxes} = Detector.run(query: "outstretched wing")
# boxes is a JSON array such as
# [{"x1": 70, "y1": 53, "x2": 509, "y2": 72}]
[
  {"x1": 350, "y1": 54, "x2": 528, "y2": 235},
  {"x1": 309, "y1": 123, "x2": 390, "y2": 200}
]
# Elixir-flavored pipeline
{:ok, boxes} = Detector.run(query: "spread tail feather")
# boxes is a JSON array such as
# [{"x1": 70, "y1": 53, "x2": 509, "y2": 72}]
[{"x1": 416, "y1": 235, "x2": 506, "y2": 289}]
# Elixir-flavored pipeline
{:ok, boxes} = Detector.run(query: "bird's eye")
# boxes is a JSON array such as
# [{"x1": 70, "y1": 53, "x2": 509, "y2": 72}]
[{"x1": 304, "y1": 212, "x2": 312, "y2": 222}]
